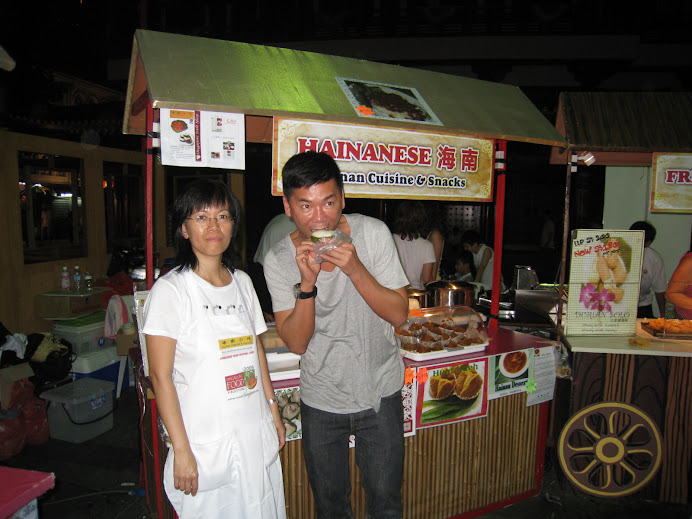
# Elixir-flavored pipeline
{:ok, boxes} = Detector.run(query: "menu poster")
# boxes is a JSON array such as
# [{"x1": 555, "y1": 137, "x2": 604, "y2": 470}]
[
  {"x1": 488, "y1": 349, "x2": 532, "y2": 400},
  {"x1": 273, "y1": 386, "x2": 302, "y2": 442},
  {"x1": 415, "y1": 358, "x2": 488, "y2": 429},
  {"x1": 526, "y1": 346, "x2": 557, "y2": 407},
  {"x1": 565, "y1": 229, "x2": 644, "y2": 336},
  {"x1": 160, "y1": 109, "x2": 245, "y2": 169}
]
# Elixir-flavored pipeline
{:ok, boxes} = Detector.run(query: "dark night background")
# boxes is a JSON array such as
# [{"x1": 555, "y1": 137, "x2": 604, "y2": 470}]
[{"x1": 2, "y1": 0, "x2": 691, "y2": 281}]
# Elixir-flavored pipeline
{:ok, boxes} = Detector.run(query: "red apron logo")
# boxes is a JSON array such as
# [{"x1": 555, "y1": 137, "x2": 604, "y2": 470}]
[
  {"x1": 244, "y1": 369, "x2": 257, "y2": 389},
  {"x1": 225, "y1": 372, "x2": 246, "y2": 391}
]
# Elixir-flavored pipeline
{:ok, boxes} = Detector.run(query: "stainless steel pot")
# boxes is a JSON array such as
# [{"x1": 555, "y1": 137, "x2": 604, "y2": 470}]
[
  {"x1": 407, "y1": 287, "x2": 430, "y2": 309},
  {"x1": 425, "y1": 281, "x2": 473, "y2": 308}
]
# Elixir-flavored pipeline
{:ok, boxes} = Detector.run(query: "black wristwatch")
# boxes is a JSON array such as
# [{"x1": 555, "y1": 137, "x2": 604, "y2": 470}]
[{"x1": 293, "y1": 283, "x2": 317, "y2": 300}]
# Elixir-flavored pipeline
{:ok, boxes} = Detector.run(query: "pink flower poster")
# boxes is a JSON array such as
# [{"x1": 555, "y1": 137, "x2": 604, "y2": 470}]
[{"x1": 565, "y1": 229, "x2": 644, "y2": 335}]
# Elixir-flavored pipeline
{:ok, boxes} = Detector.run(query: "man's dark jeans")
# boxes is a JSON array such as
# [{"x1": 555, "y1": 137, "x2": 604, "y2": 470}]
[{"x1": 301, "y1": 391, "x2": 404, "y2": 519}]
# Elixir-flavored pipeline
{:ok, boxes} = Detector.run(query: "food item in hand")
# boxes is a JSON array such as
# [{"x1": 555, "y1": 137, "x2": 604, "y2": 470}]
[
  {"x1": 454, "y1": 368, "x2": 483, "y2": 400},
  {"x1": 429, "y1": 374, "x2": 455, "y2": 400},
  {"x1": 310, "y1": 230, "x2": 336, "y2": 243}
]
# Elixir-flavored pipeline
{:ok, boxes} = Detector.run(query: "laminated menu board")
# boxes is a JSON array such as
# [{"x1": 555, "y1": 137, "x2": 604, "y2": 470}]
[
  {"x1": 160, "y1": 109, "x2": 245, "y2": 169},
  {"x1": 415, "y1": 358, "x2": 488, "y2": 429},
  {"x1": 565, "y1": 229, "x2": 644, "y2": 335}
]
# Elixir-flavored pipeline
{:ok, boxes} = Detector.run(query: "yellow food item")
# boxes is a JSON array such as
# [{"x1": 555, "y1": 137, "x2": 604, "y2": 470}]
[
  {"x1": 429, "y1": 375, "x2": 455, "y2": 400},
  {"x1": 628, "y1": 337, "x2": 650, "y2": 347},
  {"x1": 454, "y1": 368, "x2": 483, "y2": 400},
  {"x1": 646, "y1": 318, "x2": 692, "y2": 334}
]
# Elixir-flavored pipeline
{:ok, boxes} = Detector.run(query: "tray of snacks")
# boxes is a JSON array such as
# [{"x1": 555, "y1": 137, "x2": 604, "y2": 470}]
[
  {"x1": 641, "y1": 318, "x2": 692, "y2": 339},
  {"x1": 396, "y1": 305, "x2": 489, "y2": 361}
]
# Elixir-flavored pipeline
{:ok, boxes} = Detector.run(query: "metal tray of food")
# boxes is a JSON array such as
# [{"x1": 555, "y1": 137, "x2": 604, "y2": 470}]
[{"x1": 641, "y1": 318, "x2": 692, "y2": 340}]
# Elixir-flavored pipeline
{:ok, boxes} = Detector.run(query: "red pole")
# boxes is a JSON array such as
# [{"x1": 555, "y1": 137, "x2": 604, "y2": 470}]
[
  {"x1": 489, "y1": 140, "x2": 507, "y2": 330},
  {"x1": 145, "y1": 103, "x2": 154, "y2": 290}
]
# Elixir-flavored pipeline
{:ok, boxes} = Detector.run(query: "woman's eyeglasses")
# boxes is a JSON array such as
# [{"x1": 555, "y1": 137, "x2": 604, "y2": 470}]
[{"x1": 186, "y1": 214, "x2": 234, "y2": 226}]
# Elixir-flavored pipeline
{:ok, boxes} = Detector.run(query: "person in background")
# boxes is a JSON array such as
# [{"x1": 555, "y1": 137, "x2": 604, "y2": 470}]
[
  {"x1": 629, "y1": 221, "x2": 666, "y2": 318},
  {"x1": 391, "y1": 201, "x2": 437, "y2": 289},
  {"x1": 425, "y1": 203, "x2": 445, "y2": 280},
  {"x1": 263, "y1": 151, "x2": 409, "y2": 519},
  {"x1": 143, "y1": 179, "x2": 285, "y2": 519},
  {"x1": 252, "y1": 213, "x2": 297, "y2": 320},
  {"x1": 254, "y1": 213, "x2": 297, "y2": 266},
  {"x1": 666, "y1": 249, "x2": 692, "y2": 319},
  {"x1": 461, "y1": 230, "x2": 496, "y2": 290},
  {"x1": 454, "y1": 250, "x2": 476, "y2": 283}
]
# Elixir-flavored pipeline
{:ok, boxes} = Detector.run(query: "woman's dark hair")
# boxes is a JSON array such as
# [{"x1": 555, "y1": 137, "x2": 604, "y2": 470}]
[
  {"x1": 392, "y1": 201, "x2": 428, "y2": 240},
  {"x1": 461, "y1": 230, "x2": 482, "y2": 247},
  {"x1": 281, "y1": 151, "x2": 343, "y2": 199},
  {"x1": 172, "y1": 179, "x2": 241, "y2": 272}
]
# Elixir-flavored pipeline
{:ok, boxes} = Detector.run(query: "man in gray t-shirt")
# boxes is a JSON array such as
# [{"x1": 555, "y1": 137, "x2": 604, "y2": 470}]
[{"x1": 264, "y1": 151, "x2": 409, "y2": 519}]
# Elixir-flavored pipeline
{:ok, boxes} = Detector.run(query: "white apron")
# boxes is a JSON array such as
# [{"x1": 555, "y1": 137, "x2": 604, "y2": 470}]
[{"x1": 163, "y1": 272, "x2": 285, "y2": 519}]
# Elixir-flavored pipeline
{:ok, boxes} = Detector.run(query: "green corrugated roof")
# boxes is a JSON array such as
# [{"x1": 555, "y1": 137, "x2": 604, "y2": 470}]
[
  {"x1": 124, "y1": 29, "x2": 565, "y2": 147},
  {"x1": 559, "y1": 91, "x2": 692, "y2": 152}
]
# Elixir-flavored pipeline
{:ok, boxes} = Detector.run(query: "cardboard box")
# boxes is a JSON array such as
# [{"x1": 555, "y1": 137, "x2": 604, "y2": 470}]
[
  {"x1": 34, "y1": 288, "x2": 108, "y2": 320},
  {"x1": 115, "y1": 326, "x2": 139, "y2": 356},
  {"x1": 0, "y1": 363, "x2": 34, "y2": 410}
]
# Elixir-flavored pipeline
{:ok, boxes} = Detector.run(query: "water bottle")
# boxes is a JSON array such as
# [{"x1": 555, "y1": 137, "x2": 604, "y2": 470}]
[
  {"x1": 73, "y1": 266, "x2": 82, "y2": 292},
  {"x1": 84, "y1": 271, "x2": 93, "y2": 290},
  {"x1": 60, "y1": 266, "x2": 70, "y2": 291}
]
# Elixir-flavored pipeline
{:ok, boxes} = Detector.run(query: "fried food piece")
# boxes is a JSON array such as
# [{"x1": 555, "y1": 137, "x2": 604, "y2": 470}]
[
  {"x1": 628, "y1": 337, "x2": 650, "y2": 347},
  {"x1": 454, "y1": 368, "x2": 483, "y2": 400},
  {"x1": 429, "y1": 375, "x2": 455, "y2": 400}
]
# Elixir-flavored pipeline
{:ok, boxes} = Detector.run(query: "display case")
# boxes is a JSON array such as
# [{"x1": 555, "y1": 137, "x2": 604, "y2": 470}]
[{"x1": 396, "y1": 305, "x2": 489, "y2": 360}]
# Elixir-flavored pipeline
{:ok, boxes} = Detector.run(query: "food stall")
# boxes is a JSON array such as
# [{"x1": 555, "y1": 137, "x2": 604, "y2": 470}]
[
  {"x1": 122, "y1": 29, "x2": 567, "y2": 518},
  {"x1": 548, "y1": 92, "x2": 692, "y2": 504}
]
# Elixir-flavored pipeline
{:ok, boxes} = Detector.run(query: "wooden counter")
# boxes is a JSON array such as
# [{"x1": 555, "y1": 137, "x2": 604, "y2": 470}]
[
  {"x1": 562, "y1": 322, "x2": 691, "y2": 504},
  {"x1": 140, "y1": 328, "x2": 554, "y2": 518}
]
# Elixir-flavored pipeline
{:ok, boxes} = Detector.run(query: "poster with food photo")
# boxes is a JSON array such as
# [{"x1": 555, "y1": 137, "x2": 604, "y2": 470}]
[
  {"x1": 415, "y1": 358, "x2": 488, "y2": 429},
  {"x1": 488, "y1": 349, "x2": 531, "y2": 400},
  {"x1": 273, "y1": 386, "x2": 302, "y2": 442},
  {"x1": 336, "y1": 77, "x2": 442, "y2": 126},
  {"x1": 160, "y1": 109, "x2": 245, "y2": 169},
  {"x1": 565, "y1": 229, "x2": 644, "y2": 335}
]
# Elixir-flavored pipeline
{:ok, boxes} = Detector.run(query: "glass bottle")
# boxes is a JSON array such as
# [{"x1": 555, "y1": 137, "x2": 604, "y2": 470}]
[
  {"x1": 84, "y1": 271, "x2": 93, "y2": 290},
  {"x1": 73, "y1": 266, "x2": 82, "y2": 292},
  {"x1": 60, "y1": 266, "x2": 70, "y2": 291}
]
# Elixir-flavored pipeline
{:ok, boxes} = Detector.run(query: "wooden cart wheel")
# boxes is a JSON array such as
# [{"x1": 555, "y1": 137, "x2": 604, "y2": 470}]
[{"x1": 558, "y1": 402, "x2": 661, "y2": 498}]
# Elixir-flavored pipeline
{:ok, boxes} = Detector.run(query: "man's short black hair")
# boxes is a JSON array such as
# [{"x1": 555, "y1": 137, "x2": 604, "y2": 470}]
[
  {"x1": 461, "y1": 230, "x2": 482, "y2": 246},
  {"x1": 281, "y1": 151, "x2": 343, "y2": 199},
  {"x1": 629, "y1": 220, "x2": 656, "y2": 244}
]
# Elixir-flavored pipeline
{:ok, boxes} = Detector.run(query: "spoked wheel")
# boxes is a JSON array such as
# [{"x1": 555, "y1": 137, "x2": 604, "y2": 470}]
[{"x1": 558, "y1": 402, "x2": 662, "y2": 498}]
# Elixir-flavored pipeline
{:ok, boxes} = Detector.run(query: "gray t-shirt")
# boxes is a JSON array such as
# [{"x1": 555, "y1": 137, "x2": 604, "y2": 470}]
[{"x1": 264, "y1": 213, "x2": 409, "y2": 414}]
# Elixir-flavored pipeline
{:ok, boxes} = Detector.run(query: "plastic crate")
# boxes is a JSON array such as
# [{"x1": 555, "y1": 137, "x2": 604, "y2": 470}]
[
  {"x1": 71, "y1": 346, "x2": 128, "y2": 391},
  {"x1": 40, "y1": 378, "x2": 114, "y2": 443},
  {"x1": 53, "y1": 311, "x2": 106, "y2": 356}
]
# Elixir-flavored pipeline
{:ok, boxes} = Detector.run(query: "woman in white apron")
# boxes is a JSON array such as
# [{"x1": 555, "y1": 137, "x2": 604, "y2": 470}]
[{"x1": 143, "y1": 179, "x2": 286, "y2": 519}]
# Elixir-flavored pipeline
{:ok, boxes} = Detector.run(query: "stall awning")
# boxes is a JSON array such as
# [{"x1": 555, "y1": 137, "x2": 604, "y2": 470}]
[
  {"x1": 550, "y1": 91, "x2": 692, "y2": 166},
  {"x1": 123, "y1": 29, "x2": 565, "y2": 147}
]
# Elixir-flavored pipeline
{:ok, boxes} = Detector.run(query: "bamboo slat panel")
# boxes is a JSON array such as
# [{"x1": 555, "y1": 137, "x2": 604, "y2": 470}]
[
  {"x1": 659, "y1": 356, "x2": 691, "y2": 504},
  {"x1": 279, "y1": 393, "x2": 541, "y2": 519}
]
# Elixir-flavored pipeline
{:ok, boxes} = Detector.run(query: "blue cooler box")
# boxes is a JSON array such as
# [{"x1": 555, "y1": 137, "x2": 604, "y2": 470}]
[{"x1": 71, "y1": 346, "x2": 129, "y2": 394}]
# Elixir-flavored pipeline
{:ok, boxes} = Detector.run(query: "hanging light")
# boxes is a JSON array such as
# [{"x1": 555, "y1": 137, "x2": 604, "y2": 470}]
[{"x1": 579, "y1": 152, "x2": 596, "y2": 166}]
